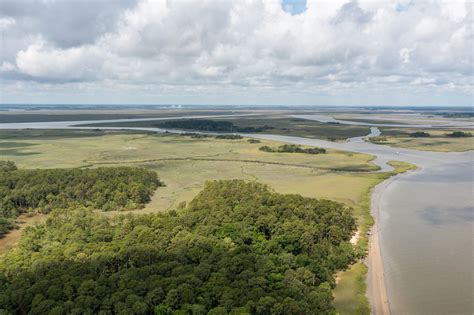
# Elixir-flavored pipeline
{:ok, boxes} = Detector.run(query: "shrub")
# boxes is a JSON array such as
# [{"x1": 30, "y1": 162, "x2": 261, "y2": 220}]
[
  {"x1": 446, "y1": 131, "x2": 472, "y2": 138},
  {"x1": 409, "y1": 132, "x2": 430, "y2": 138}
]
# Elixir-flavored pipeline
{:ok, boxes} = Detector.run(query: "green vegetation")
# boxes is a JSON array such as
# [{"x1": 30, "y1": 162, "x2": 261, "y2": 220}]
[
  {"x1": 260, "y1": 144, "x2": 326, "y2": 154},
  {"x1": 333, "y1": 263, "x2": 369, "y2": 315},
  {"x1": 332, "y1": 161, "x2": 416, "y2": 315},
  {"x1": 0, "y1": 131, "x2": 400, "y2": 314},
  {"x1": 0, "y1": 110, "x2": 243, "y2": 123},
  {"x1": 0, "y1": 161, "x2": 161, "y2": 235},
  {"x1": 0, "y1": 132, "x2": 379, "y2": 217},
  {"x1": 169, "y1": 132, "x2": 244, "y2": 140},
  {"x1": 0, "y1": 129, "x2": 154, "y2": 141},
  {"x1": 157, "y1": 119, "x2": 274, "y2": 133},
  {"x1": 214, "y1": 134, "x2": 243, "y2": 140},
  {"x1": 1, "y1": 110, "x2": 469, "y2": 314},
  {"x1": 0, "y1": 160, "x2": 17, "y2": 172},
  {"x1": 86, "y1": 116, "x2": 371, "y2": 141},
  {"x1": 369, "y1": 136, "x2": 387, "y2": 143},
  {"x1": 0, "y1": 132, "x2": 378, "y2": 172},
  {"x1": 371, "y1": 128, "x2": 474, "y2": 152},
  {"x1": 446, "y1": 131, "x2": 472, "y2": 137},
  {"x1": 0, "y1": 219, "x2": 16, "y2": 239},
  {"x1": 409, "y1": 131, "x2": 430, "y2": 138},
  {"x1": 0, "y1": 180, "x2": 356, "y2": 314}
]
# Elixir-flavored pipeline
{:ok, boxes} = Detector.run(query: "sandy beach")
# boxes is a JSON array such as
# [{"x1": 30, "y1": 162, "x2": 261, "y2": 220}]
[{"x1": 367, "y1": 175, "x2": 401, "y2": 315}]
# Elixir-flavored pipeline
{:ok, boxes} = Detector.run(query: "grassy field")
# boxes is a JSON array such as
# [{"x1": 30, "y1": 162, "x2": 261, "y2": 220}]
[
  {"x1": 333, "y1": 263, "x2": 369, "y2": 314},
  {"x1": 371, "y1": 128, "x2": 473, "y2": 152},
  {"x1": 0, "y1": 131, "x2": 378, "y2": 170},
  {"x1": 0, "y1": 130, "x2": 410, "y2": 314},
  {"x1": 0, "y1": 128, "x2": 156, "y2": 140},
  {"x1": 0, "y1": 132, "x2": 378, "y2": 211}
]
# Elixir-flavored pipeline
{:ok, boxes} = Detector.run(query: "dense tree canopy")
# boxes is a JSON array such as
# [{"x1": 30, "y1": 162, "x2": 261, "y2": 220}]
[
  {"x1": 157, "y1": 120, "x2": 273, "y2": 133},
  {"x1": 0, "y1": 162, "x2": 161, "y2": 235},
  {"x1": 0, "y1": 180, "x2": 356, "y2": 314}
]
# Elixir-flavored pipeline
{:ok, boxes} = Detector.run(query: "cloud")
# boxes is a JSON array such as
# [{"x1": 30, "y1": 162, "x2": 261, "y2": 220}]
[
  {"x1": 15, "y1": 40, "x2": 106, "y2": 82},
  {"x1": 0, "y1": 0, "x2": 472, "y2": 104},
  {"x1": 0, "y1": 16, "x2": 15, "y2": 30},
  {"x1": 0, "y1": 0, "x2": 135, "y2": 48}
]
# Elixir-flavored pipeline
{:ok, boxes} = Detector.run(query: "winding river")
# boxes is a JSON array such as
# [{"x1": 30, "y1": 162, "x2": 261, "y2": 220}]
[{"x1": 0, "y1": 114, "x2": 472, "y2": 314}]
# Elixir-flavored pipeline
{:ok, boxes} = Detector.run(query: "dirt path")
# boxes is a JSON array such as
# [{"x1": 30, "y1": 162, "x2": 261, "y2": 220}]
[{"x1": 0, "y1": 214, "x2": 47, "y2": 254}]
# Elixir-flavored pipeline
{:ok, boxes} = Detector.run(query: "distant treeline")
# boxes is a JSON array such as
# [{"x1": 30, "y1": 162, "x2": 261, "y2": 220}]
[
  {"x1": 260, "y1": 144, "x2": 327, "y2": 154},
  {"x1": 446, "y1": 131, "x2": 472, "y2": 138},
  {"x1": 0, "y1": 161, "x2": 161, "y2": 236},
  {"x1": 409, "y1": 131, "x2": 430, "y2": 138},
  {"x1": 158, "y1": 119, "x2": 274, "y2": 133},
  {"x1": 409, "y1": 131, "x2": 472, "y2": 138},
  {"x1": 436, "y1": 112, "x2": 474, "y2": 118},
  {"x1": 179, "y1": 133, "x2": 243, "y2": 140},
  {"x1": 0, "y1": 180, "x2": 356, "y2": 314}
]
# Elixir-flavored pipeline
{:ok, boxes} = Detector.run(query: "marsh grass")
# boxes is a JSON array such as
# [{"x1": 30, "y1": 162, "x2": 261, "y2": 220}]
[{"x1": 0, "y1": 131, "x2": 415, "y2": 313}]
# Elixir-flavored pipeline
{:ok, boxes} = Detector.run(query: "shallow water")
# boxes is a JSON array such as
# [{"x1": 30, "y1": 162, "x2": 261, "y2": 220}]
[
  {"x1": 292, "y1": 114, "x2": 474, "y2": 129},
  {"x1": 379, "y1": 163, "x2": 473, "y2": 314},
  {"x1": 0, "y1": 114, "x2": 472, "y2": 314}
]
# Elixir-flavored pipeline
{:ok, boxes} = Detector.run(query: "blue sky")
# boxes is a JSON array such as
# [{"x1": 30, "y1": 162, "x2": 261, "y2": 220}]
[
  {"x1": 0, "y1": 0, "x2": 472, "y2": 106},
  {"x1": 282, "y1": 0, "x2": 307, "y2": 15}
]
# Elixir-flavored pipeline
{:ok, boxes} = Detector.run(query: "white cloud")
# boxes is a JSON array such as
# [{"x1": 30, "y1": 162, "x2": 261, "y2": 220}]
[
  {"x1": 0, "y1": 0, "x2": 472, "y2": 105},
  {"x1": 0, "y1": 61, "x2": 15, "y2": 72},
  {"x1": 0, "y1": 17, "x2": 15, "y2": 31},
  {"x1": 15, "y1": 40, "x2": 106, "y2": 81}
]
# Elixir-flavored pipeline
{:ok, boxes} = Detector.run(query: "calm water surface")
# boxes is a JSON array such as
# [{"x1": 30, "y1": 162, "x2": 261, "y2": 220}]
[{"x1": 380, "y1": 162, "x2": 473, "y2": 314}]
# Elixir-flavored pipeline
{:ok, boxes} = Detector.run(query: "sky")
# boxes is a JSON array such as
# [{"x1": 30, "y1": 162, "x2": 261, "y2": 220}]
[{"x1": 0, "y1": 0, "x2": 472, "y2": 106}]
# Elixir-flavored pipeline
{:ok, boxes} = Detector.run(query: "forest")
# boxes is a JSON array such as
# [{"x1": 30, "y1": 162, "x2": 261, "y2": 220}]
[
  {"x1": 0, "y1": 180, "x2": 356, "y2": 314},
  {"x1": 0, "y1": 162, "x2": 161, "y2": 236},
  {"x1": 157, "y1": 120, "x2": 274, "y2": 133}
]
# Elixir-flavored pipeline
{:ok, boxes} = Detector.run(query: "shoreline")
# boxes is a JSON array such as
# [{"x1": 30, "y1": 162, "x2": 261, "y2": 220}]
[{"x1": 367, "y1": 173, "x2": 403, "y2": 315}]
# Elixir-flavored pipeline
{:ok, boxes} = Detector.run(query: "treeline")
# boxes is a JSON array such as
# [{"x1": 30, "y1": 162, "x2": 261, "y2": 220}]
[
  {"x1": 446, "y1": 131, "x2": 471, "y2": 138},
  {"x1": 409, "y1": 131, "x2": 472, "y2": 138},
  {"x1": 260, "y1": 144, "x2": 327, "y2": 154},
  {"x1": 409, "y1": 131, "x2": 430, "y2": 138},
  {"x1": 0, "y1": 180, "x2": 356, "y2": 314},
  {"x1": 437, "y1": 112, "x2": 474, "y2": 118},
  {"x1": 179, "y1": 133, "x2": 243, "y2": 140},
  {"x1": 158, "y1": 119, "x2": 274, "y2": 133},
  {"x1": 0, "y1": 161, "x2": 161, "y2": 236}
]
